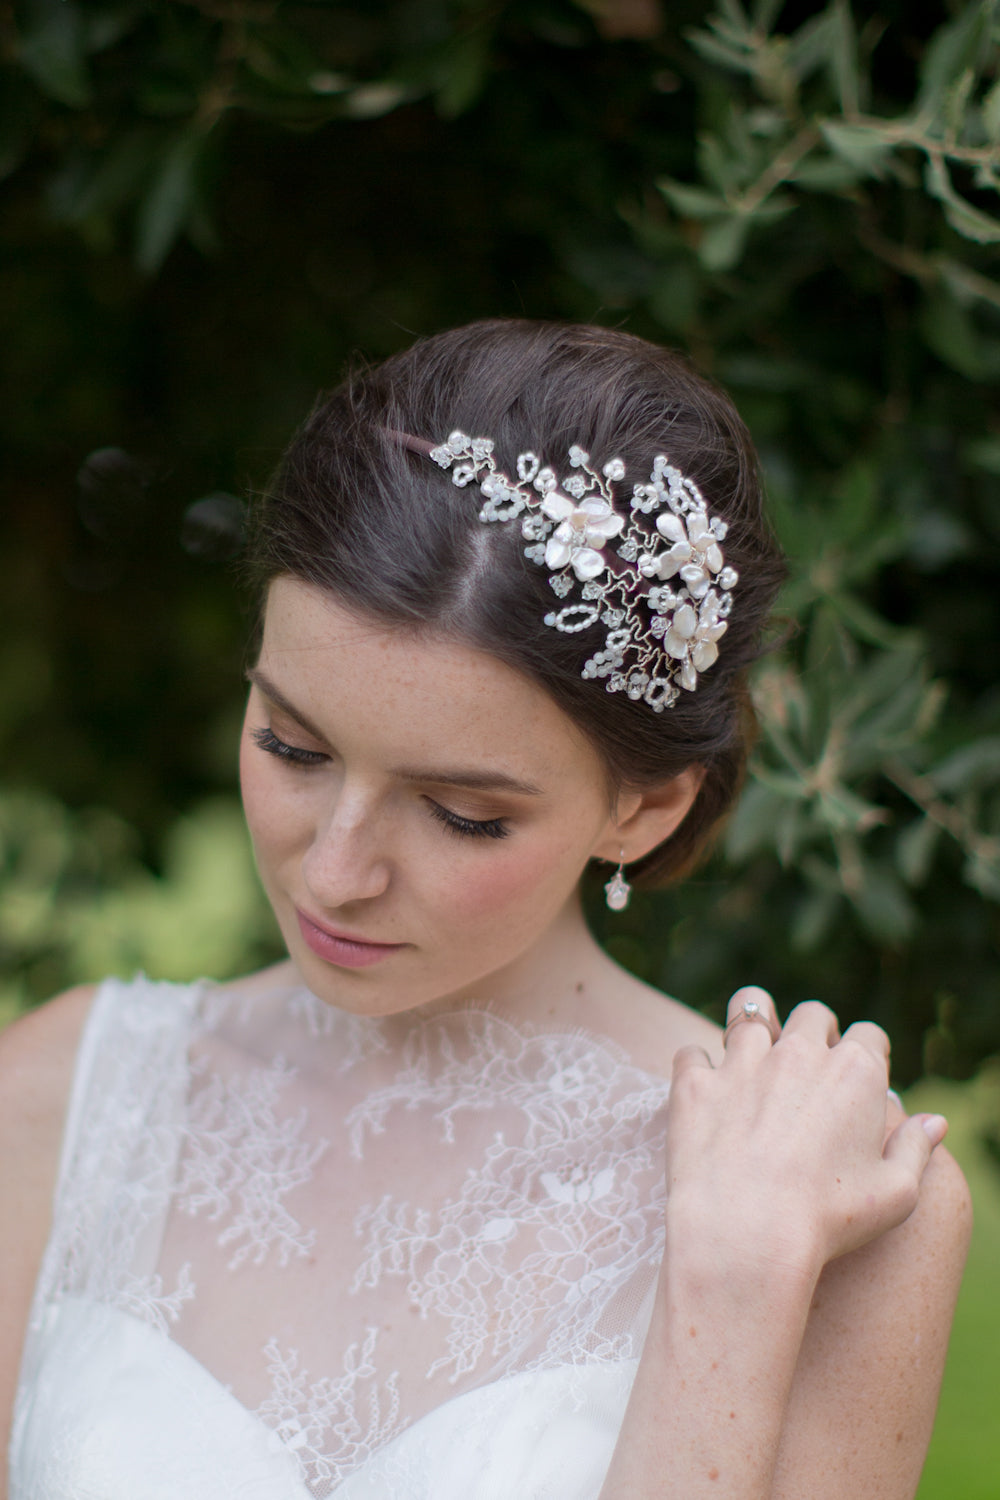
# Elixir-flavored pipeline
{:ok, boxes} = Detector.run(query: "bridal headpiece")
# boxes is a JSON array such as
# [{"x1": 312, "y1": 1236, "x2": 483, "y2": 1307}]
[{"x1": 418, "y1": 431, "x2": 738, "y2": 713}]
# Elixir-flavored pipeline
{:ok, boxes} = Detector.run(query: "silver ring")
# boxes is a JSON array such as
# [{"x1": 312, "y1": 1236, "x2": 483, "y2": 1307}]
[{"x1": 723, "y1": 997, "x2": 781, "y2": 1047}]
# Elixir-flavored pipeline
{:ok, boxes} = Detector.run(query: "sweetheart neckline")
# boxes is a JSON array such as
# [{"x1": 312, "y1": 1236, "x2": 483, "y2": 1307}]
[{"x1": 17, "y1": 1296, "x2": 638, "y2": 1499}]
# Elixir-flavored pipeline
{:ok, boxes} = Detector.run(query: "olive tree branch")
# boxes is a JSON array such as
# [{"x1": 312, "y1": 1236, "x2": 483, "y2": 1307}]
[{"x1": 885, "y1": 759, "x2": 1000, "y2": 868}]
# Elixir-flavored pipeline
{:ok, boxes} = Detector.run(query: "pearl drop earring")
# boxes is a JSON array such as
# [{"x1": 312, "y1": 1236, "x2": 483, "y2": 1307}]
[{"x1": 604, "y1": 851, "x2": 631, "y2": 912}]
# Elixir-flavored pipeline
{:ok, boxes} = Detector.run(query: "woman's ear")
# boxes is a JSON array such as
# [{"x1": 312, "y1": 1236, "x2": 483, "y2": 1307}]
[{"x1": 593, "y1": 767, "x2": 705, "y2": 865}]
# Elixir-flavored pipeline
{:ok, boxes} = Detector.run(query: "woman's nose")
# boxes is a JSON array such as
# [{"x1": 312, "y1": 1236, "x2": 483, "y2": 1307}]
[{"x1": 301, "y1": 795, "x2": 391, "y2": 908}]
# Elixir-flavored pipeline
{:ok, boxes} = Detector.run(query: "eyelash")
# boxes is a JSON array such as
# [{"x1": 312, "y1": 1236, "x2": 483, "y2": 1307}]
[
  {"x1": 427, "y1": 801, "x2": 510, "y2": 841},
  {"x1": 252, "y1": 726, "x2": 511, "y2": 841},
  {"x1": 252, "y1": 726, "x2": 327, "y2": 766}
]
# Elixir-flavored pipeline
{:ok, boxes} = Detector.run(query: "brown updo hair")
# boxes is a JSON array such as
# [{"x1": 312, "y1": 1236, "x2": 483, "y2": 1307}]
[{"x1": 247, "y1": 319, "x2": 785, "y2": 884}]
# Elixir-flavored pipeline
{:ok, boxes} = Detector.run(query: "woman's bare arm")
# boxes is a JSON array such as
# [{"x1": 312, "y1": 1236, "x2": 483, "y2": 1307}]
[
  {"x1": 772, "y1": 1137, "x2": 969, "y2": 1498},
  {"x1": 0, "y1": 987, "x2": 96, "y2": 1493},
  {"x1": 600, "y1": 990, "x2": 970, "y2": 1500}
]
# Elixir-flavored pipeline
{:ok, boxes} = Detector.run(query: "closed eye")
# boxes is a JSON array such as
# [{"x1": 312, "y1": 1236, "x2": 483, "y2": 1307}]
[
  {"x1": 253, "y1": 724, "x2": 509, "y2": 836},
  {"x1": 426, "y1": 800, "x2": 510, "y2": 840},
  {"x1": 251, "y1": 725, "x2": 327, "y2": 766}
]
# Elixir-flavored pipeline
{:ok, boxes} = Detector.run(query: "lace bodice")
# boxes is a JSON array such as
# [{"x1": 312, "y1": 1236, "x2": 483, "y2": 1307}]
[{"x1": 10, "y1": 976, "x2": 671, "y2": 1499}]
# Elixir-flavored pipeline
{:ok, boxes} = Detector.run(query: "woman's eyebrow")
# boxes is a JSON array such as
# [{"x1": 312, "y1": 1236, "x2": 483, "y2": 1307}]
[
  {"x1": 246, "y1": 668, "x2": 328, "y2": 742},
  {"x1": 247, "y1": 667, "x2": 543, "y2": 797},
  {"x1": 391, "y1": 764, "x2": 543, "y2": 796}
]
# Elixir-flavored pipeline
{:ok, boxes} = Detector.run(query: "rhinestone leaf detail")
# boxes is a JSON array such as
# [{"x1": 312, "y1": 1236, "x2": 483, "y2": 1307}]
[{"x1": 426, "y1": 431, "x2": 738, "y2": 712}]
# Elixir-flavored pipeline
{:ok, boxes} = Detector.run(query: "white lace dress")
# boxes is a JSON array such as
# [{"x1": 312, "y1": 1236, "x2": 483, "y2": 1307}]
[{"x1": 10, "y1": 975, "x2": 671, "y2": 1499}]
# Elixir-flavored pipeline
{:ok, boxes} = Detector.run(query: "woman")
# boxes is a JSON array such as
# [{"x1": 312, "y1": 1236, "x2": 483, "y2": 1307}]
[{"x1": 0, "y1": 320, "x2": 969, "y2": 1499}]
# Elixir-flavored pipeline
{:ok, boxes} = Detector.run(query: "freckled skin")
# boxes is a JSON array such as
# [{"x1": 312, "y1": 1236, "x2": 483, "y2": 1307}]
[{"x1": 240, "y1": 580, "x2": 698, "y2": 1029}]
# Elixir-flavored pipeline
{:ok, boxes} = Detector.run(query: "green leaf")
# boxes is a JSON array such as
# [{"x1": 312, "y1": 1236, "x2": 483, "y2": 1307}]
[
  {"x1": 929, "y1": 739, "x2": 1000, "y2": 796},
  {"x1": 819, "y1": 120, "x2": 893, "y2": 178},
  {"x1": 749, "y1": 0, "x2": 783, "y2": 31},
  {"x1": 242, "y1": 22, "x2": 339, "y2": 95},
  {"x1": 685, "y1": 26, "x2": 755, "y2": 78},
  {"x1": 746, "y1": 762, "x2": 808, "y2": 800},
  {"x1": 944, "y1": 67, "x2": 977, "y2": 141},
  {"x1": 725, "y1": 779, "x2": 783, "y2": 861},
  {"x1": 435, "y1": 29, "x2": 492, "y2": 118},
  {"x1": 826, "y1": 0, "x2": 859, "y2": 114},
  {"x1": 920, "y1": 287, "x2": 991, "y2": 378},
  {"x1": 816, "y1": 784, "x2": 888, "y2": 834},
  {"x1": 937, "y1": 257, "x2": 1000, "y2": 312},
  {"x1": 897, "y1": 816, "x2": 941, "y2": 887},
  {"x1": 774, "y1": 799, "x2": 809, "y2": 865},
  {"x1": 983, "y1": 76, "x2": 1000, "y2": 142},
  {"x1": 800, "y1": 851, "x2": 844, "y2": 896},
  {"x1": 915, "y1": 2, "x2": 994, "y2": 118},
  {"x1": 964, "y1": 436, "x2": 1000, "y2": 474},
  {"x1": 786, "y1": 11, "x2": 839, "y2": 88},
  {"x1": 658, "y1": 177, "x2": 730, "y2": 219},
  {"x1": 81, "y1": 1, "x2": 145, "y2": 55},
  {"x1": 790, "y1": 882, "x2": 840, "y2": 951},
  {"x1": 646, "y1": 260, "x2": 701, "y2": 335},
  {"x1": 835, "y1": 648, "x2": 930, "y2": 749},
  {"x1": 343, "y1": 82, "x2": 413, "y2": 119},
  {"x1": 698, "y1": 130, "x2": 742, "y2": 195},
  {"x1": 135, "y1": 128, "x2": 208, "y2": 274},
  {"x1": 47, "y1": 128, "x2": 155, "y2": 225},
  {"x1": 699, "y1": 214, "x2": 750, "y2": 270},
  {"x1": 826, "y1": 591, "x2": 912, "y2": 650},
  {"x1": 16, "y1": 0, "x2": 91, "y2": 108},
  {"x1": 718, "y1": 0, "x2": 750, "y2": 29},
  {"x1": 963, "y1": 848, "x2": 1000, "y2": 902},
  {"x1": 790, "y1": 156, "x2": 865, "y2": 191},
  {"x1": 924, "y1": 152, "x2": 1000, "y2": 244},
  {"x1": 848, "y1": 860, "x2": 918, "y2": 944}
]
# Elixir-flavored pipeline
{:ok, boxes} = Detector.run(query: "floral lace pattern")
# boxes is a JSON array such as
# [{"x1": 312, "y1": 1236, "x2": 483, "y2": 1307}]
[
  {"x1": 177, "y1": 1053, "x2": 329, "y2": 1269},
  {"x1": 115, "y1": 1264, "x2": 196, "y2": 1335},
  {"x1": 255, "y1": 1331, "x2": 403, "y2": 1492},
  {"x1": 27, "y1": 979, "x2": 201, "y2": 1332},
  {"x1": 348, "y1": 1014, "x2": 668, "y2": 1383},
  {"x1": 17, "y1": 979, "x2": 671, "y2": 1500}
]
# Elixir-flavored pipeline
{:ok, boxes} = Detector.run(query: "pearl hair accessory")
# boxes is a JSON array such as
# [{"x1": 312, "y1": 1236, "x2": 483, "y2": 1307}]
[{"x1": 426, "y1": 432, "x2": 738, "y2": 712}]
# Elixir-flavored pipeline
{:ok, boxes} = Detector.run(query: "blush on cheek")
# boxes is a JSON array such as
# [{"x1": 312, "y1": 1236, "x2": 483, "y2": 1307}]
[
  {"x1": 239, "y1": 739, "x2": 292, "y2": 862},
  {"x1": 238, "y1": 749, "x2": 267, "y2": 836},
  {"x1": 444, "y1": 842, "x2": 582, "y2": 928}
]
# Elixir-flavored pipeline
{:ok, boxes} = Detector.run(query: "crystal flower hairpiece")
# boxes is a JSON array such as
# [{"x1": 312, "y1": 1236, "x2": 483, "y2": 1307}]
[{"x1": 425, "y1": 432, "x2": 738, "y2": 713}]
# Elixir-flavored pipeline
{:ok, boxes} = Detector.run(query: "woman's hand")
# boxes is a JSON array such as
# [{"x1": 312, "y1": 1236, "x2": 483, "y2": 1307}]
[
  {"x1": 664, "y1": 987, "x2": 947, "y2": 1281},
  {"x1": 600, "y1": 989, "x2": 966, "y2": 1500}
]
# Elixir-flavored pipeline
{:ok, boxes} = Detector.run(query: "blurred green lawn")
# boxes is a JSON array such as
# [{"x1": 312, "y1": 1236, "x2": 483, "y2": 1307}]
[{"x1": 911, "y1": 1073, "x2": 1000, "y2": 1500}]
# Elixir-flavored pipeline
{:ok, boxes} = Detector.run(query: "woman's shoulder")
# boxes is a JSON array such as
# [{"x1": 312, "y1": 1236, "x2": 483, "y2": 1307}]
[
  {"x1": 0, "y1": 985, "x2": 99, "y2": 1469},
  {"x1": 575, "y1": 949, "x2": 724, "y2": 1080},
  {"x1": 0, "y1": 984, "x2": 99, "y2": 1145},
  {"x1": 0, "y1": 984, "x2": 100, "y2": 1238}
]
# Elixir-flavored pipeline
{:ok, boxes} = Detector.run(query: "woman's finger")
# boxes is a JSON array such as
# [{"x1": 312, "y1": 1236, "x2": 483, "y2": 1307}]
[
  {"x1": 722, "y1": 986, "x2": 780, "y2": 1055},
  {"x1": 672, "y1": 1043, "x2": 715, "y2": 1078},
  {"x1": 840, "y1": 1019, "x2": 892, "y2": 1074},
  {"x1": 782, "y1": 998, "x2": 840, "y2": 1045},
  {"x1": 882, "y1": 1113, "x2": 948, "y2": 1197}
]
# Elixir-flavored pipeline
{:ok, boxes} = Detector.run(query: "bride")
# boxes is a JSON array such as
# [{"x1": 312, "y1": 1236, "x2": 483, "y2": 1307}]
[{"x1": 0, "y1": 319, "x2": 969, "y2": 1499}]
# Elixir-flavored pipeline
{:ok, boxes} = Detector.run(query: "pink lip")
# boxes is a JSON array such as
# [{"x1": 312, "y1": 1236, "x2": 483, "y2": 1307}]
[{"x1": 295, "y1": 909, "x2": 405, "y2": 969}]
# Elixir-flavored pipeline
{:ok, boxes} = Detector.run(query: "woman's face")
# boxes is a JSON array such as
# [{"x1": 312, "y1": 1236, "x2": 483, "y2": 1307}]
[{"x1": 240, "y1": 577, "x2": 636, "y2": 1017}]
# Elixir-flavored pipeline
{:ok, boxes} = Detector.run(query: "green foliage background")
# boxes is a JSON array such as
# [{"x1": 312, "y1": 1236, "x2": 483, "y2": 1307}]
[
  {"x1": 1, "y1": 0, "x2": 998, "y2": 1084},
  {"x1": 1, "y1": 3, "x2": 999, "y2": 1489}
]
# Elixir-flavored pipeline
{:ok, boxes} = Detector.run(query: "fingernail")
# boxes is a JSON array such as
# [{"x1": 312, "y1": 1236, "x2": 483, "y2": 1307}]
[
  {"x1": 920, "y1": 1114, "x2": 948, "y2": 1145},
  {"x1": 887, "y1": 1088, "x2": 903, "y2": 1107}
]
